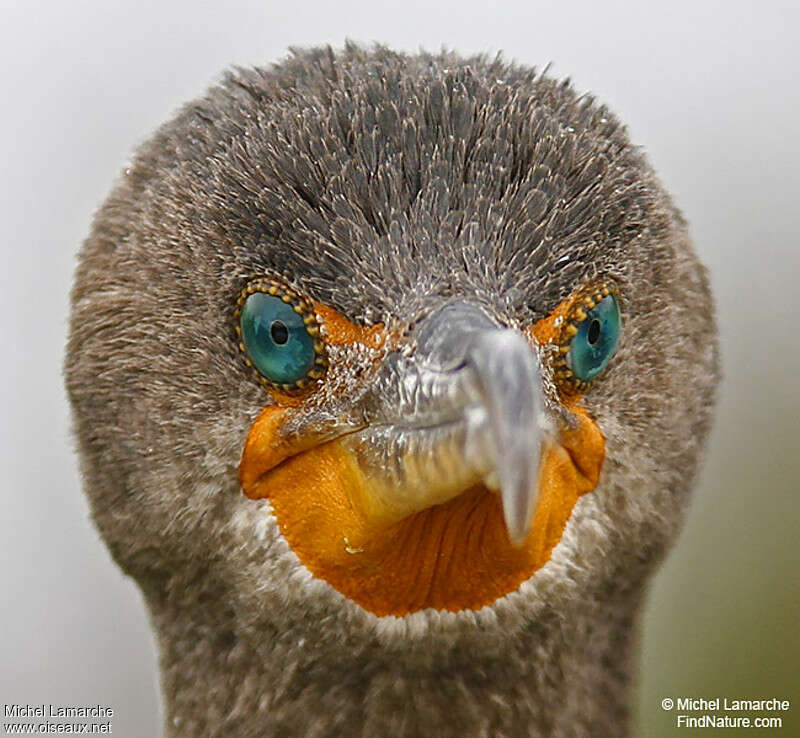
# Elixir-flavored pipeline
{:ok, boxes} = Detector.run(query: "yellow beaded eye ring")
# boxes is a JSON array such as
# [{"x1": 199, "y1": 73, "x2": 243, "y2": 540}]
[
  {"x1": 234, "y1": 277, "x2": 328, "y2": 394},
  {"x1": 551, "y1": 283, "x2": 622, "y2": 392}
]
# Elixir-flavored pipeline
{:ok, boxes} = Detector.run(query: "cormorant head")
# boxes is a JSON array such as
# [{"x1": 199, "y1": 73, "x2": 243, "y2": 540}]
[{"x1": 66, "y1": 45, "x2": 718, "y2": 645}]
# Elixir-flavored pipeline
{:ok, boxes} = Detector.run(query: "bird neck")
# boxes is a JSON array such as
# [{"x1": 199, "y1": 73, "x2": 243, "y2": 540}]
[{"x1": 147, "y1": 583, "x2": 643, "y2": 737}]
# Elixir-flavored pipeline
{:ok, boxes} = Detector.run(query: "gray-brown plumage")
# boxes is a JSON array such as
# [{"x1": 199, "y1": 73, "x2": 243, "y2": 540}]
[{"x1": 65, "y1": 44, "x2": 719, "y2": 737}]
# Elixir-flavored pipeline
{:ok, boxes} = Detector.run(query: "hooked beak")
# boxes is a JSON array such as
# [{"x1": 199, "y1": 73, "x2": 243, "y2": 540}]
[{"x1": 338, "y1": 300, "x2": 553, "y2": 545}]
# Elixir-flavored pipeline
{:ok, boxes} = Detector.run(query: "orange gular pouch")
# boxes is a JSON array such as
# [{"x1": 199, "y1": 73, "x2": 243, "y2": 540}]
[
  {"x1": 237, "y1": 290, "x2": 608, "y2": 617},
  {"x1": 239, "y1": 404, "x2": 604, "y2": 617}
]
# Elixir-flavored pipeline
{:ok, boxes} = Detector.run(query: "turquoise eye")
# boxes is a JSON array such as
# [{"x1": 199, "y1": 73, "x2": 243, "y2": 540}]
[
  {"x1": 236, "y1": 281, "x2": 327, "y2": 391},
  {"x1": 566, "y1": 293, "x2": 621, "y2": 383}
]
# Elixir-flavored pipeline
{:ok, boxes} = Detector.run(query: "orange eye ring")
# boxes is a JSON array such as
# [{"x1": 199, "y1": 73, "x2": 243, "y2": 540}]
[
  {"x1": 528, "y1": 282, "x2": 621, "y2": 399},
  {"x1": 234, "y1": 276, "x2": 328, "y2": 394},
  {"x1": 550, "y1": 283, "x2": 618, "y2": 392}
]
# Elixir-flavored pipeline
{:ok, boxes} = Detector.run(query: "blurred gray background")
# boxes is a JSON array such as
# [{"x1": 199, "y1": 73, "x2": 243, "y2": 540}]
[{"x1": 2, "y1": 1, "x2": 798, "y2": 736}]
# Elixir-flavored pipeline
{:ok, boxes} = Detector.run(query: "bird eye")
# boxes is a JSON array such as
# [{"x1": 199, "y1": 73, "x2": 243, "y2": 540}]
[
  {"x1": 235, "y1": 278, "x2": 327, "y2": 392},
  {"x1": 565, "y1": 293, "x2": 621, "y2": 383}
]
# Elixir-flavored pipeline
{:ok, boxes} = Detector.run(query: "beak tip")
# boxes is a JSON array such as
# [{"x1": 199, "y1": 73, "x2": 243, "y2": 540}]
[
  {"x1": 498, "y1": 454, "x2": 540, "y2": 548},
  {"x1": 507, "y1": 531, "x2": 529, "y2": 548},
  {"x1": 500, "y1": 489, "x2": 537, "y2": 548},
  {"x1": 504, "y1": 517, "x2": 533, "y2": 548}
]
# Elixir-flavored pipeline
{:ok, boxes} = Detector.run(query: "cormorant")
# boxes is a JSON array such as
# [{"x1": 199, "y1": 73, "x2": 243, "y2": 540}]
[{"x1": 65, "y1": 44, "x2": 719, "y2": 737}]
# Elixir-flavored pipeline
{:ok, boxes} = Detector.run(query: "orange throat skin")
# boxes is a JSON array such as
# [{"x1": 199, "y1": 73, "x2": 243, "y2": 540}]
[{"x1": 239, "y1": 405, "x2": 605, "y2": 617}]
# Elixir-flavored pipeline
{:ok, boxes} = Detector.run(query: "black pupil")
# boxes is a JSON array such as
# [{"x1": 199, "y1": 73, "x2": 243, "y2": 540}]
[
  {"x1": 270, "y1": 320, "x2": 289, "y2": 345},
  {"x1": 587, "y1": 319, "x2": 601, "y2": 345}
]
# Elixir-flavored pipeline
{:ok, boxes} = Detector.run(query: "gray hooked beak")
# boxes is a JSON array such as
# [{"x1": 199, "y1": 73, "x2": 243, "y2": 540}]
[{"x1": 339, "y1": 300, "x2": 554, "y2": 545}]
